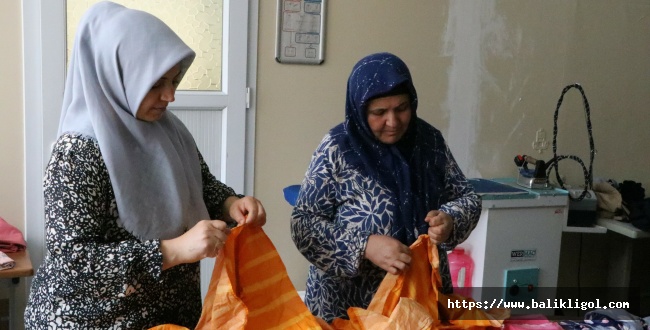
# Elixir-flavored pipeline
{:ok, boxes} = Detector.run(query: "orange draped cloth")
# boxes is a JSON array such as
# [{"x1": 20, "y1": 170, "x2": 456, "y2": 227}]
[
  {"x1": 151, "y1": 227, "x2": 508, "y2": 330},
  {"x1": 150, "y1": 225, "x2": 327, "y2": 330},
  {"x1": 331, "y1": 234, "x2": 509, "y2": 329}
]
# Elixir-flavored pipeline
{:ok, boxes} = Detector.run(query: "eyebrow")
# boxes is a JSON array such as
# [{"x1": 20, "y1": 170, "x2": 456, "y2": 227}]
[
  {"x1": 368, "y1": 100, "x2": 409, "y2": 112},
  {"x1": 161, "y1": 70, "x2": 182, "y2": 80},
  {"x1": 160, "y1": 75, "x2": 179, "y2": 81}
]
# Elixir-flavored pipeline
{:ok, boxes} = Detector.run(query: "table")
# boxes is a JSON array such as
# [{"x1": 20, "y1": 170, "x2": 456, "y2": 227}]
[
  {"x1": 597, "y1": 218, "x2": 650, "y2": 316},
  {"x1": 0, "y1": 250, "x2": 34, "y2": 330},
  {"x1": 596, "y1": 218, "x2": 650, "y2": 239},
  {"x1": 558, "y1": 217, "x2": 650, "y2": 317}
]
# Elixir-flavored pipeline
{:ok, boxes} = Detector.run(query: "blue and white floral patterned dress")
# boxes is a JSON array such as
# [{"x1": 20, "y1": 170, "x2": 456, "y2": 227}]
[
  {"x1": 291, "y1": 123, "x2": 481, "y2": 322},
  {"x1": 290, "y1": 52, "x2": 482, "y2": 322}
]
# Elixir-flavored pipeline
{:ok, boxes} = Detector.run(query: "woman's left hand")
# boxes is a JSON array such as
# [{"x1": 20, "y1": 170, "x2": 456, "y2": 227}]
[
  {"x1": 425, "y1": 210, "x2": 453, "y2": 244},
  {"x1": 225, "y1": 196, "x2": 267, "y2": 227}
]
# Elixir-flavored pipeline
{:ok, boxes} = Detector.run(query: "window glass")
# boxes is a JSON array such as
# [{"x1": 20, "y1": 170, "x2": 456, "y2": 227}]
[{"x1": 66, "y1": 0, "x2": 223, "y2": 91}]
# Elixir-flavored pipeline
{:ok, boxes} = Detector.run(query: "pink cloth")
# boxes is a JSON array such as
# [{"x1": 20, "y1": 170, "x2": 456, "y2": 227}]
[
  {"x1": 504, "y1": 314, "x2": 563, "y2": 330},
  {"x1": 0, "y1": 217, "x2": 27, "y2": 253}
]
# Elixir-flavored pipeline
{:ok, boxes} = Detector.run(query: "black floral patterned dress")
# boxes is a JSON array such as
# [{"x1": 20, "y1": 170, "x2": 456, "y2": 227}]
[{"x1": 24, "y1": 133, "x2": 238, "y2": 329}]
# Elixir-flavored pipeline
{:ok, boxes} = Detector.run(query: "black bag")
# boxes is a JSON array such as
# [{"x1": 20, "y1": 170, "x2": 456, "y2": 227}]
[{"x1": 629, "y1": 198, "x2": 650, "y2": 232}]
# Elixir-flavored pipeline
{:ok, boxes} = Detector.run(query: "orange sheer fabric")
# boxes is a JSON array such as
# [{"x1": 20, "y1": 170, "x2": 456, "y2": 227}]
[
  {"x1": 150, "y1": 229, "x2": 508, "y2": 330},
  {"x1": 330, "y1": 234, "x2": 509, "y2": 329},
  {"x1": 150, "y1": 225, "x2": 326, "y2": 330}
]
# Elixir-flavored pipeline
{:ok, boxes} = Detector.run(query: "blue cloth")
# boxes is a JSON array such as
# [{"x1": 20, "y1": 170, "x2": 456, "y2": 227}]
[{"x1": 283, "y1": 185, "x2": 300, "y2": 206}]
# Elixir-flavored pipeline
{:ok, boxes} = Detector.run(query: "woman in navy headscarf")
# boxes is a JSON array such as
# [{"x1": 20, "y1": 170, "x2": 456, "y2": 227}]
[{"x1": 291, "y1": 52, "x2": 481, "y2": 322}]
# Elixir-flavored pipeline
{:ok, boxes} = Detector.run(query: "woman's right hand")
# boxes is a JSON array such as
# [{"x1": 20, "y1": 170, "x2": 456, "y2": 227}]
[
  {"x1": 364, "y1": 234, "x2": 412, "y2": 275},
  {"x1": 160, "y1": 220, "x2": 230, "y2": 270}
]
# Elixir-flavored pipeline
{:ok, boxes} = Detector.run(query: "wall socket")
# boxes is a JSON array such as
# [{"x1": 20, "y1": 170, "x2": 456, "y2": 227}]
[{"x1": 532, "y1": 128, "x2": 549, "y2": 154}]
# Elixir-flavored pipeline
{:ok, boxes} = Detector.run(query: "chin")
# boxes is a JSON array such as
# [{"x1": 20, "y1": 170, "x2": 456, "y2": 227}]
[
  {"x1": 380, "y1": 138, "x2": 399, "y2": 145},
  {"x1": 149, "y1": 110, "x2": 166, "y2": 122},
  {"x1": 385, "y1": 134, "x2": 406, "y2": 144}
]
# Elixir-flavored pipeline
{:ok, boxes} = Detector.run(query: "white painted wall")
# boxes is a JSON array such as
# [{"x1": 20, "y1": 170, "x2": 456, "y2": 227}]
[
  {"x1": 1, "y1": 2, "x2": 649, "y2": 326},
  {"x1": 254, "y1": 0, "x2": 650, "y2": 291}
]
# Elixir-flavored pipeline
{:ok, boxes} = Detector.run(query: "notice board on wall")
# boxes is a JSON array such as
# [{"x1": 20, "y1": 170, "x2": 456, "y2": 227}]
[{"x1": 275, "y1": 0, "x2": 326, "y2": 64}]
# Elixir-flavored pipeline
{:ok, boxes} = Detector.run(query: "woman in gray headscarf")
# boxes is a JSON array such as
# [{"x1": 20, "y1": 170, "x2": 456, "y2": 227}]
[{"x1": 24, "y1": 2, "x2": 266, "y2": 328}]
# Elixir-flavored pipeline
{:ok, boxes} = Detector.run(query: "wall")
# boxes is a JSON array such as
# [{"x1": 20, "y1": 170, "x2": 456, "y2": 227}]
[
  {"x1": 2, "y1": 0, "x2": 649, "y2": 322},
  {"x1": 0, "y1": 0, "x2": 25, "y2": 328},
  {"x1": 0, "y1": 1, "x2": 25, "y2": 235},
  {"x1": 254, "y1": 0, "x2": 650, "y2": 291}
]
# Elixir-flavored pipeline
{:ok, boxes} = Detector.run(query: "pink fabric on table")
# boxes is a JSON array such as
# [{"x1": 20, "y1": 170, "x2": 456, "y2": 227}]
[
  {"x1": 504, "y1": 314, "x2": 563, "y2": 330},
  {"x1": 0, "y1": 216, "x2": 27, "y2": 253}
]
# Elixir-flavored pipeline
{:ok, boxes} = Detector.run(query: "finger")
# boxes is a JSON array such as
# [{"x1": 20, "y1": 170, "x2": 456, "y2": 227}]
[
  {"x1": 230, "y1": 204, "x2": 247, "y2": 225},
  {"x1": 431, "y1": 233, "x2": 448, "y2": 244},
  {"x1": 429, "y1": 234, "x2": 443, "y2": 245},
  {"x1": 243, "y1": 200, "x2": 267, "y2": 226},
  {"x1": 256, "y1": 214, "x2": 267, "y2": 226},
  {"x1": 209, "y1": 238, "x2": 224, "y2": 257},
  {"x1": 428, "y1": 225, "x2": 440, "y2": 235},
  {"x1": 428, "y1": 215, "x2": 446, "y2": 227},
  {"x1": 392, "y1": 260, "x2": 410, "y2": 273},
  {"x1": 429, "y1": 228, "x2": 442, "y2": 239},
  {"x1": 242, "y1": 201, "x2": 257, "y2": 224},
  {"x1": 428, "y1": 228, "x2": 442, "y2": 244},
  {"x1": 214, "y1": 228, "x2": 229, "y2": 242},
  {"x1": 209, "y1": 220, "x2": 228, "y2": 230},
  {"x1": 424, "y1": 216, "x2": 433, "y2": 225},
  {"x1": 398, "y1": 252, "x2": 412, "y2": 265},
  {"x1": 210, "y1": 223, "x2": 232, "y2": 236},
  {"x1": 425, "y1": 215, "x2": 441, "y2": 226},
  {"x1": 254, "y1": 202, "x2": 267, "y2": 226},
  {"x1": 387, "y1": 265, "x2": 400, "y2": 275}
]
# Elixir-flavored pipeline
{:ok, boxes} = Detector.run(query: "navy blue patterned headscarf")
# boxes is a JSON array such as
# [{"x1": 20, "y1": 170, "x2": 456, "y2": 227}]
[{"x1": 331, "y1": 52, "x2": 445, "y2": 244}]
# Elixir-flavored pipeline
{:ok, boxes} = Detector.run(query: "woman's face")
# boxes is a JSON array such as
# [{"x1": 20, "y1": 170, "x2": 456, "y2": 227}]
[
  {"x1": 136, "y1": 64, "x2": 182, "y2": 122},
  {"x1": 366, "y1": 93, "x2": 412, "y2": 144}
]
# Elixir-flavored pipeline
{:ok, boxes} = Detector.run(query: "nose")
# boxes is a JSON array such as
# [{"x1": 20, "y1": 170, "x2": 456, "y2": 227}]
[
  {"x1": 385, "y1": 110, "x2": 398, "y2": 127},
  {"x1": 161, "y1": 85, "x2": 176, "y2": 102}
]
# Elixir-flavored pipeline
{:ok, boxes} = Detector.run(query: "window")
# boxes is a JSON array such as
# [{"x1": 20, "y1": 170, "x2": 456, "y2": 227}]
[{"x1": 66, "y1": 0, "x2": 224, "y2": 91}]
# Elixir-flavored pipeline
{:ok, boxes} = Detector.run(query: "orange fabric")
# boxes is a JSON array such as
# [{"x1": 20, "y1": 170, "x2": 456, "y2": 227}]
[
  {"x1": 150, "y1": 231, "x2": 509, "y2": 330},
  {"x1": 149, "y1": 325, "x2": 189, "y2": 330},
  {"x1": 151, "y1": 225, "x2": 327, "y2": 330},
  {"x1": 197, "y1": 225, "x2": 326, "y2": 330},
  {"x1": 330, "y1": 234, "x2": 510, "y2": 330}
]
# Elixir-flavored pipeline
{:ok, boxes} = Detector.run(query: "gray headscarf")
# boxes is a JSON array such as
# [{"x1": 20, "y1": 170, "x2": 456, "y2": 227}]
[{"x1": 58, "y1": 1, "x2": 210, "y2": 240}]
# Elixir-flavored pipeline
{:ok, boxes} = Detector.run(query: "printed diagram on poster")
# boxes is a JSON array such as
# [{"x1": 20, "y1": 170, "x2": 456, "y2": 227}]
[{"x1": 275, "y1": 0, "x2": 326, "y2": 64}]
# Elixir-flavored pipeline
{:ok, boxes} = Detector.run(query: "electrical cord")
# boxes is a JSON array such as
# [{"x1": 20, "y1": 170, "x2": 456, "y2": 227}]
[{"x1": 544, "y1": 83, "x2": 596, "y2": 201}]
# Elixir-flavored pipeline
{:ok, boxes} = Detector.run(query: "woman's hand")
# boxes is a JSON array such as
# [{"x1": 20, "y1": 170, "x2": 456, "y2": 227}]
[
  {"x1": 224, "y1": 196, "x2": 267, "y2": 227},
  {"x1": 160, "y1": 220, "x2": 230, "y2": 270},
  {"x1": 425, "y1": 210, "x2": 453, "y2": 245},
  {"x1": 364, "y1": 234, "x2": 412, "y2": 275}
]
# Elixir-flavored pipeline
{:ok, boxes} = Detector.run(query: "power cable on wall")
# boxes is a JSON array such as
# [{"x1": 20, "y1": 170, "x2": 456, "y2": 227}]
[{"x1": 545, "y1": 83, "x2": 596, "y2": 202}]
